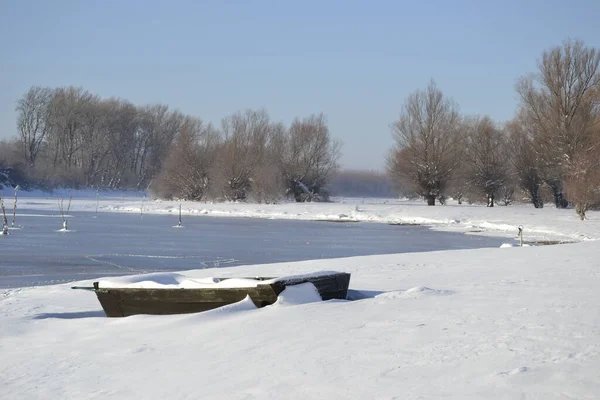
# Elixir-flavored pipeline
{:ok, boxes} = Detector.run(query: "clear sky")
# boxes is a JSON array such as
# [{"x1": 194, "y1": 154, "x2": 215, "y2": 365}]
[{"x1": 1, "y1": 0, "x2": 599, "y2": 170}]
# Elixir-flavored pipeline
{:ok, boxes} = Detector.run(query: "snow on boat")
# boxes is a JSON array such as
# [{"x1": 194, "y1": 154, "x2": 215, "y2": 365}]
[{"x1": 72, "y1": 271, "x2": 351, "y2": 317}]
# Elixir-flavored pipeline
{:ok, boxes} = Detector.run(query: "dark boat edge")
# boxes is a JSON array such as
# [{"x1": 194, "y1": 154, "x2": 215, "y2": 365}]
[{"x1": 72, "y1": 271, "x2": 351, "y2": 318}]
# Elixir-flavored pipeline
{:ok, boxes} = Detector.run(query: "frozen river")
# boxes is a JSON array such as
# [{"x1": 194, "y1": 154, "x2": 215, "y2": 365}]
[{"x1": 0, "y1": 210, "x2": 507, "y2": 289}]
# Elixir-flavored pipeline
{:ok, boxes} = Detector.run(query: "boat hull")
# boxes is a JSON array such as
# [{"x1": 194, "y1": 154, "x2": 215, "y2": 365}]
[{"x1": 91, "y1": 272, "x2": 351, "y2": 317}]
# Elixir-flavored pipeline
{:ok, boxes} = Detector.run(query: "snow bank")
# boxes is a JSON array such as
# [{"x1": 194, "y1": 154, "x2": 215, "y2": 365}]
[
  {"x1": 203, "y1": 295, "x2": 258, "y2": 314},
  {"x1": 274, "y1": 283, "x2": 323, "y2": 306},
  {"x1": 3, "y1": 243, "x2": 600, "y2": 399},
  {"x1": 375, "y1": 286, "x2": 455, "y2": 300}
]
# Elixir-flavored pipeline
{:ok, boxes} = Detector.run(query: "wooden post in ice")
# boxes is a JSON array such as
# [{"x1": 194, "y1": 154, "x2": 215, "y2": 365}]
[
  {"x1": 58, "y1": 195, "x2": 72, "y2": 231},
  {"x1": 95, "y1": 189, "x2": 99, "y2": 218},
  {"x1": 177, "y1": 204, "x2": 182, "y2": 227},
  {"x1": 1, "y1": 196, "x2": 8, "y2": 235},
  {"x1": 12, "y1": 185, "x2": 19, "y2": 227},
  {"x1": 518, "y1": 225, "x2": 523, "y2": 247}
]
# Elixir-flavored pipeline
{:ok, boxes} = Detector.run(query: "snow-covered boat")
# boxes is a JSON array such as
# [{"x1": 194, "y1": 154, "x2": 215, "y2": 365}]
[{"x1": 72, "y1": 271, "x2": 351, "y2": 317}]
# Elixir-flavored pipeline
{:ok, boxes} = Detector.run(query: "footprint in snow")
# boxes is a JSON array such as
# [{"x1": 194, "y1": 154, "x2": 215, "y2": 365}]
[
  {"x1": 375, "y1": 286, "x2": 455, "y2": 300},
  {"x1": 496, "y1": 367, "x2": 529, "y2": 376}
]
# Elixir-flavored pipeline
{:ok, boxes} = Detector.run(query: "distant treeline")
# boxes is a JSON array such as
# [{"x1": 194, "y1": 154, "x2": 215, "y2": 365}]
[{"x1": 5, "y1": 87, "x2": 341, "y2": 202}]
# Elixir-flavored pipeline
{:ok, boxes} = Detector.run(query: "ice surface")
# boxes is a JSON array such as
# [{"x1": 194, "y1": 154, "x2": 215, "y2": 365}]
[
  {"x1": 0, "y1": 209, "x2": 507, "y2": 289},
  {"x1": 3, "y1": 189, "x2": 598, "y2": 242}
]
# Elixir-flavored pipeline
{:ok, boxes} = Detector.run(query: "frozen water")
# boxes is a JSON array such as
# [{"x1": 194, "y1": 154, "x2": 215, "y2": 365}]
[{"x1": 0, "y1": 209, "x2": 506, "y2": 289}]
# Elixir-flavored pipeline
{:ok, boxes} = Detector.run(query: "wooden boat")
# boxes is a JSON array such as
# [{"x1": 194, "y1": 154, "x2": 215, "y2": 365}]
[{"x1": 72, "y1": 271, "x2": 351, "y2": 317}]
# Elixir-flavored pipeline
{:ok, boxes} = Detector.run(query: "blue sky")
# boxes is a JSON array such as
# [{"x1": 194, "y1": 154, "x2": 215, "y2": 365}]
[{"x1": 1, "y1": 0, "x2": 599, "y2": 170}]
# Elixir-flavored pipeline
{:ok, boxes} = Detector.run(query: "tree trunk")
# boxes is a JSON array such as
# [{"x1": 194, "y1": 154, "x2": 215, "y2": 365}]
[
  {"x1": 426, "y1": 195, "x2": 436, "y2": 206},
  {"x1": 554, "y1": 191, "x2": 568, "y2": 208},
  {"x1": 576, "y1": 204, "x2": 586, "y2": 220},
  {"x1": 549, "y1": 182, "x2": 568, "y2": 208},
  {"x1": 529, "y1": 187, "x2": 543, "y2": 208}
]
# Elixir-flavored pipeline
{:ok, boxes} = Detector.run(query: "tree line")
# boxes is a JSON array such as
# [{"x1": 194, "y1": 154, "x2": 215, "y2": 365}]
[
  {"x1": 388, "y1": 39, "x2": 600, "y2": 219},
  {"x1": 6, "y1": 39, "x2": 600, "y2": 217},
  {"x1": 10, "y1": 87, "x2": 340, "y2": 202}
]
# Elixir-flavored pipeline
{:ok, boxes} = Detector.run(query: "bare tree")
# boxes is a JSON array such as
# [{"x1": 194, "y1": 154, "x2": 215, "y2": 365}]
[
  {"x1": 79, "y1": 96, "x2": 111, "y2": 186},
  {"x1": 153, "y1": 117, "x2": 219, "y2": 200},
  {"x1": 134, "y1": 105, "x2": 184, "y2": 189},
  {"x1": 506, "y1": 116, "x2": 545, "y2": 208},
  {"x1": 102, "y1": 100, "x2": 139, "y2": 188},
  {"x1": 278, "y1": 114, "x2": 341, "y2": 202},
  {"x1": 387, "y1": 81, "x2": 462, "y2": 206},
  {"x1": 250, "y1": 122, "x2": 287, "y2": 204},
  {"x1": 517, "y1": 39, "x2": 600, "y2": 208},
  {"x1": 564, "y1": 123, "x2": 600, "y2": 219},
  {"x1": 564, "y1": 151, "x2": 600, "y2": 220},
  {"x1": 212, "y1": 109, "x2": 272, "y2": 201},
  {"x1": 46, "y1": 87, "x2": 95, "y2": 172},
  {"x1": 463, "y1": 116, "x2": 510, "y2": 207},
  {"x1": 16, "y1": 86, "x2": 53, "y2": 167},
  {"x1": 447, "y1": 159, "x2": 470, "y2": 204}
]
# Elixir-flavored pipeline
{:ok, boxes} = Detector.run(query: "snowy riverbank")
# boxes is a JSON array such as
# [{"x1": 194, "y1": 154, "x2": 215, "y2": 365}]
[
  {"x1": 1, "y1": 190, "x2": 599, "y2": 399},
  {"x1": 2, "y1": 241, "x2": 599, "y2": 399}
]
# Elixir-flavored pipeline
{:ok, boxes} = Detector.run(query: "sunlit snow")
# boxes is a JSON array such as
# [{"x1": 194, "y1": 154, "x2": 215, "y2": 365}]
[{"x1": 1, "y1": 190, "x2": 599, "y2": 399}]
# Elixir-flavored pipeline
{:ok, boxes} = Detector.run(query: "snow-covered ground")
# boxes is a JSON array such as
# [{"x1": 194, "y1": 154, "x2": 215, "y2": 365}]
[
  {"x1": 1, "y1": 190, "x2": 599, "y2": 399},
  {"x1": 2, "y1": 243, "x2": 599, "y2": 399}
]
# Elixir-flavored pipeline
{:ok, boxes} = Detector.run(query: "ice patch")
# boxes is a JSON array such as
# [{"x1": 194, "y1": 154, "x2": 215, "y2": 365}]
[{"x1": 274, "y1": 283, "x2": 322, "y2": 306}]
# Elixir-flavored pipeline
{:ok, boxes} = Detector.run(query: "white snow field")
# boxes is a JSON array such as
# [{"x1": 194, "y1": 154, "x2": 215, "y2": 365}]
[{"x1": 1, "y1": 190, "x2": 600, "y2": 399}]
